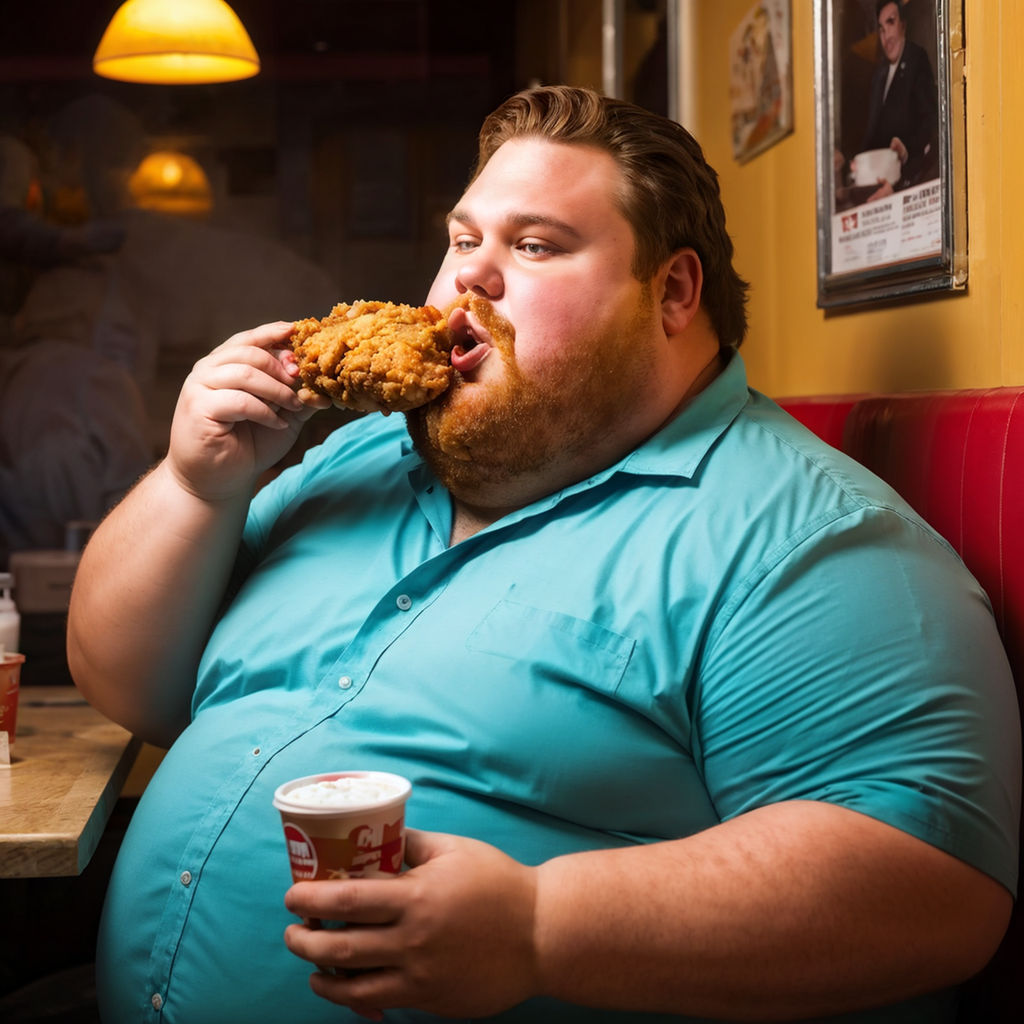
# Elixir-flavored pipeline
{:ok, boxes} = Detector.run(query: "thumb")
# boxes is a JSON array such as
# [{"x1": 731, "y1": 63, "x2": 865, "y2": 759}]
[{"x1": 403, "y1": 828, "x2": 459, "y2": 868}]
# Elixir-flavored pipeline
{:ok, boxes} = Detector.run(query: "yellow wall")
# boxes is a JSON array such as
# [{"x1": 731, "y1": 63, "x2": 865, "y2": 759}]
[{"x1": 693, "y1": 0, "x2": 1024, "y2": 396}]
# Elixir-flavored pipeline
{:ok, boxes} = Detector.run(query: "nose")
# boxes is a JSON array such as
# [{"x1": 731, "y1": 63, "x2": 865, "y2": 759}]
[{"x1": 454, "y1": 252, "x2": 504, "y2": 299}]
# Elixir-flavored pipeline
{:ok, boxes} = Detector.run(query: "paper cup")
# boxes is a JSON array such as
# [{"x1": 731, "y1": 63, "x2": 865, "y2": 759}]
[
  {"x1": 853, "y1": 148, "x2": 901, "y2": 186},
  {"x1": 0, "y1": 650, "x2": 24, "y2": 746},
  {"x1": 273, "y1": 771, "x2": 412, "y2": 881}
]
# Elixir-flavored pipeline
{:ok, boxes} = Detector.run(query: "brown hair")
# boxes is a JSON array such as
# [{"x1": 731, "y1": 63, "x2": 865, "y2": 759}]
[
  {"x1": 473, "y1": 85, "x2": 749, "y2": 349},
  {"x1": 876, "y1": 0, "x2": 905, "y2": 23}
]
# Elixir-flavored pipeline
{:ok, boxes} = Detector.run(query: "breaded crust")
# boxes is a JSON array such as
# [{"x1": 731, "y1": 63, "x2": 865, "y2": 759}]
[{"x1": 291, "y1": 300, "x2": 453, "y2": 412}]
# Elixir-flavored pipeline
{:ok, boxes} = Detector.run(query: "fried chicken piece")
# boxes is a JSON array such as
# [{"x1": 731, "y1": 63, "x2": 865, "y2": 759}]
[{"x1": 291, "y1": 300, "x2": 454, "y2": 413}]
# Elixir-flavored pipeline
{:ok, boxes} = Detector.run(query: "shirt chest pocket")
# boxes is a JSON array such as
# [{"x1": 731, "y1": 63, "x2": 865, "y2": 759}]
[{"x1": 464, "y1": 598, "x2": 636, "y2": 698}]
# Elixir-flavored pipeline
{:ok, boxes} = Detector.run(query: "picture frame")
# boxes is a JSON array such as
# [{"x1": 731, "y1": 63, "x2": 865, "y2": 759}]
[
  {"x1": 813, "y1": 0, "x2": 966, "y2": 309},
  {"x1": 729, "y1": 0, "x2": 794, "y2": 164}
]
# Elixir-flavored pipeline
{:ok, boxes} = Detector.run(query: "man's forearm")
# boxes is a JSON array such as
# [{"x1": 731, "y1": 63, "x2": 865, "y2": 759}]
[
  {"x1": 67, "y1": 459, "x2": 250, "y2": 746},
  {"x1": 532, "y1": 800, "x2": 1011, "y2": 1019}
]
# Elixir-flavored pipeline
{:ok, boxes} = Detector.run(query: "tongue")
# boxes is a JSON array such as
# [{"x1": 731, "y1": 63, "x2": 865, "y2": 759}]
[{"x1": 451, "y1": 344, "x2": 491, "y2": 374}]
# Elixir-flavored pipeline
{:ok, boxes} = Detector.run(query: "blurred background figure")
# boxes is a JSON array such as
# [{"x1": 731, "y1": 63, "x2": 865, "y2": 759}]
[
  {"x1": 0, "y1": 128, "x2": 142, "y2": 565},
  {"x1": 1, "y1": 94, "x2": 339, "y2": 570}
]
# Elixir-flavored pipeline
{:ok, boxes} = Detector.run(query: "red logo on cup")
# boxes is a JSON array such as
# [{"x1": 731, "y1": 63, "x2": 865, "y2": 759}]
[{"x1": 283, "y1": 823, "x2": 318, "y2": 880}]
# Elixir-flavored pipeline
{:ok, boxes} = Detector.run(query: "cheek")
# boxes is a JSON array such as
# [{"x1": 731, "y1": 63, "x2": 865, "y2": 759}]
[
  {"x1": 509, "y1": 305, "x2": 580, "y2": 377},
  {"x1": 425, "y1": 256, "x2": 458, "y2": 307},
  {"x1": 513, "y1": 281, "x2": 641, "y2": 375}
]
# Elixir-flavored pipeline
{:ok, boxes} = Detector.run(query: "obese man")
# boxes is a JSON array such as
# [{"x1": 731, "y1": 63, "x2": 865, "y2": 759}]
[{"x1": 68, "y1": 86, "x2": 1019, "y2": 1023}]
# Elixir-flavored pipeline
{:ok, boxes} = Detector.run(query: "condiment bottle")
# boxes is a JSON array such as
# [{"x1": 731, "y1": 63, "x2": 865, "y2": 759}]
[{"x1": 0, "y1": 572, "x2": 20, "y2": 652}]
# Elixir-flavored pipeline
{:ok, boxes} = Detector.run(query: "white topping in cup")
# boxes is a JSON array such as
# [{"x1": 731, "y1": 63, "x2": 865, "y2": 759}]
[{"x1": 285, "y1": 775, "x2": 402, "y2": 807}]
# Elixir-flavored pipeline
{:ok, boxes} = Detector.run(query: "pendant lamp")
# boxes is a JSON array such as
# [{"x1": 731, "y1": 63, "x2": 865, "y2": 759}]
[
  {"x1": 129, "y1": 151, "x2": 214, "y2": 216},
  {"x1": 93, "y1": 0, "x2": 260, "y2": 84}
]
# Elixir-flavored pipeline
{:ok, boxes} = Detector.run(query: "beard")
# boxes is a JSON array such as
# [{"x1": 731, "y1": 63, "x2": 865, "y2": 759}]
[{"x1": 405, "y1": 290, "x2": 657, "y2": 502}]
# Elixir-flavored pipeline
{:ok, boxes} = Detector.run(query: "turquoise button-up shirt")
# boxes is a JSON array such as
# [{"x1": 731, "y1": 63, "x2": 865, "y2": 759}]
[{"x1": 97, "y1": 354, "x2": 1020, "y2": 1024}]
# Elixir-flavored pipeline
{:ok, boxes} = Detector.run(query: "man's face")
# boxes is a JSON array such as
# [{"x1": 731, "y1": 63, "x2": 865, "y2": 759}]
[
  {"x1": 877, "y1": 3, "x2": 906, "y2": 64},
  {"x1": 408, "y1": 137, "x2": 668, "y2": 500}
]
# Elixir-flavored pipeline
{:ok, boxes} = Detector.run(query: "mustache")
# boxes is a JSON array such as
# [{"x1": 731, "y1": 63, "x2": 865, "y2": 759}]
[{"x1": 442, "y1": 294, "x2": 516, "y2": 356}]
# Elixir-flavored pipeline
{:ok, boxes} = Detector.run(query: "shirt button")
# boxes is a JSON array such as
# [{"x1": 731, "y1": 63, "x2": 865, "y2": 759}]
[
  {"x1": 396, "y1": 594, "x2": 412, "y2": 611},
  {"x1": 151, "y1": 992, "x2": 163, "y2": 1010},
  {"x1": 180, "y1": 870, "x2": 192, "y2": 886},
  {"x1": 338, "y1": 675, "x2": 353, "y2": 690},
  {"x1": 251, "y1": 746, "x2": 261, "y2": 757}
]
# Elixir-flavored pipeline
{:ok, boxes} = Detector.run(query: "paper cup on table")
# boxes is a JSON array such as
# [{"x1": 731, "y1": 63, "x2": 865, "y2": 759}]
[
  {"x1": 0, "y1": 646, "x2": 25, "y2": 763},
  {"x1": 273, "y1": 771, "x2": 412, "y2": 881}
]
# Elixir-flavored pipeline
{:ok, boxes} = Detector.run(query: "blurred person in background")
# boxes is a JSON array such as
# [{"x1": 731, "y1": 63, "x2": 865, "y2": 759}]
[{"x1": 1, "y1": 96, "x2": 338, "y2": 566}]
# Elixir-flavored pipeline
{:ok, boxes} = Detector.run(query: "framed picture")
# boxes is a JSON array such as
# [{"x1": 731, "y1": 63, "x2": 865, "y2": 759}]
[
  {"x1": 813, "y1": 0, "x2": 966, "y2": 308},
  {"x1": 730, "y1": 1, "x2": 794, "y2": 163}
]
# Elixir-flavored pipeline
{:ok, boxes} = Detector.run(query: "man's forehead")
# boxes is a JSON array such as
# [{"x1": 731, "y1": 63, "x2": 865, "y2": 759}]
[
  {"x1": 472, "y1": 136, "x2": 619, "y2": 188},
  {"x1": 447, "y1": 139, "x2": 625, "y2": 230}
]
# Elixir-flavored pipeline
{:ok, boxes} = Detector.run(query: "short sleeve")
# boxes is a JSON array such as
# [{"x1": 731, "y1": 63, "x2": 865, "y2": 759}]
[{"x1": 696, "y1": 504, "x2": 1021, "y2": 894}]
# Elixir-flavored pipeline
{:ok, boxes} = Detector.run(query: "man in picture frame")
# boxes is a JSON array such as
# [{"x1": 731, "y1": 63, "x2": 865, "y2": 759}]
[{"x1": 835, "y1": 0, "x2": 940, "y2": 208}]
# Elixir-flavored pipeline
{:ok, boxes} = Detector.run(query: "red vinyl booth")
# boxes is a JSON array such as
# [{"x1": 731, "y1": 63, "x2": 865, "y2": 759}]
[
  {"x1": 778, "y1": 387, "x2": 1024, "y2": 1022},
  {"x1": 769, "y1": 394, "x2": 867, "y2": 452}
]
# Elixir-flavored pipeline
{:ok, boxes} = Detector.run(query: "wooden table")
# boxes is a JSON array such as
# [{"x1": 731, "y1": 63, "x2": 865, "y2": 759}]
[{"x1": 0, "y1": 686, "x2": 140, "y2": 877}]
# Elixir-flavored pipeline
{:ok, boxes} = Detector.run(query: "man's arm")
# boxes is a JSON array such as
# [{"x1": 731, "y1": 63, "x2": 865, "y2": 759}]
[
  {"x1": 283, "y1": 801, "x2": 1012, "y2": 1021},
  {"x1": 532, "y1": 802, "x2": 1011, "y2": 1018},
  {"x1": 67, "y1": 321, "x2": 322, "y2": 746}
]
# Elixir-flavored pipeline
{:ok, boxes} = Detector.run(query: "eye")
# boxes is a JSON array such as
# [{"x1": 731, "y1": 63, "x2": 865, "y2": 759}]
[
  {"x1": 518, "y1": 240, "x2": 556, "y2": 257},
  {"x1": 452, "y1": 236, "x2": 479, "y2": 253}
]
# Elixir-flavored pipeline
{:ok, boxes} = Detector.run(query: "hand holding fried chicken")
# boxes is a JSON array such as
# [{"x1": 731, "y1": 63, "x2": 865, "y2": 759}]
[{"x1": 168, "y1": 321, "x2": 322, "y2": 502}]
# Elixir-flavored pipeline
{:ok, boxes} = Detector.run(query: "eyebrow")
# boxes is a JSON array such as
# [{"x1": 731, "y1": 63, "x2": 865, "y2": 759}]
[{"x1": 446, "y1": 207, "x2": 583, "y2": 240}]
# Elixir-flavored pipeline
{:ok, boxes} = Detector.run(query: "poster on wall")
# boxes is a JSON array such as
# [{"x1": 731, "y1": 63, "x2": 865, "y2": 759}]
[
  {"x1": 813, "y1": 0, "x2": 966, "y2": 308},
  {"x1": 729, "y1": 1, "x2": 794, "y2": 163}
]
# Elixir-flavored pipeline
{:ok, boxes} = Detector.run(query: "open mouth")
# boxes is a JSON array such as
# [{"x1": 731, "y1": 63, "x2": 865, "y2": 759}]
[{"x1": 447, "y1": 305, "x2": 493, "y2": 375}]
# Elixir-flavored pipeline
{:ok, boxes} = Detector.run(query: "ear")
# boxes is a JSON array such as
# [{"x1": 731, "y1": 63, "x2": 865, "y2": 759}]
[{"x1": 660, "y1": 248, "x2": 703, "y2": 336}]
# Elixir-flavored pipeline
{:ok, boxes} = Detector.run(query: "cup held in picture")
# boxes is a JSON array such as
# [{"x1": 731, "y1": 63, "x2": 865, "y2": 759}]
[{"x1": 852, "y1": 147, "x2": 901, "y2": 187}]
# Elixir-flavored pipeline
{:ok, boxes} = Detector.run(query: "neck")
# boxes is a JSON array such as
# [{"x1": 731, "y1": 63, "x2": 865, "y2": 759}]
[
  {"x1": 447, "y1": 345, "x2": 727, "y2": 546},
  {"x1": 666, "y1": 347, "x2": 725, "y2": 419},
  {"x1": 449, "y1": 501, "x2": 513, "y2": 545}
]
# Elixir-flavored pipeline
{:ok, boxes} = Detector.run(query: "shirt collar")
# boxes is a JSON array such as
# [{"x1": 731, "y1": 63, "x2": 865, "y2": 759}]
[{"x1": 616, "y1": 349, "x2": 749, "y2": 480}]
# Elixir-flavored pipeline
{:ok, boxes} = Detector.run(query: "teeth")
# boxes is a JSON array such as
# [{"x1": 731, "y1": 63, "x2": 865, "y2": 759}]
[{"x1": 449, "y1": 309, "x2": 480, "y2": 350}]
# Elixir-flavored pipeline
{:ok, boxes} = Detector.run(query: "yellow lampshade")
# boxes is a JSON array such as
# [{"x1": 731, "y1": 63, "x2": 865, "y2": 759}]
[
  {"x1": 93, "y1": 0, "x2": 260, "y2": 84},
  {"x1": 129, "y1": 151, "x2": 213, "y2": 216}
]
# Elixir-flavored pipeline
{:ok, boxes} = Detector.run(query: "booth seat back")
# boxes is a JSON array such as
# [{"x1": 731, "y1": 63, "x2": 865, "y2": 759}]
[
  {"x1": 771, "y1": 395, "x2": 867, "y2": 452},
  {"x1": 780, "y1": 388, "x2": 1024, "y2": 1022}
]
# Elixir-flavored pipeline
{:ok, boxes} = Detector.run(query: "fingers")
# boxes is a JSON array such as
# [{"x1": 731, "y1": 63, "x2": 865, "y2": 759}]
[
  {"x1": 282, "y1": 834, "x2": 538, "y2": 1019},
  {"x1": 297, "y1": 386, "x2": 332, "y2": 411},
  {"x1": 403, "y1": 828, "x2": 453, "y2": 867},
  {"x1": 218, "y1": 320, "x2": 296, "y2": 353},
  {"x1": 308, "y1": 965, "x2": 393, "y2": 1018},
  {"x1": 285, "y1": 919, "x2": 398, "y2": 971},
  {"x1": 286, "y1": 923, "x2": 416, "y2": 1019},
  {"x1": 187, "y1": 325, "x2": 309, "y2": 428},
  {"x1": 216, "y1": 321, "x2": 334, "y2": 415},
  {"x1": 201, "y1": 356, "x2": 302, "y2": 415},
  {"x1": 285, "y1": 877, "x2": 406, "y2": 926}
]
